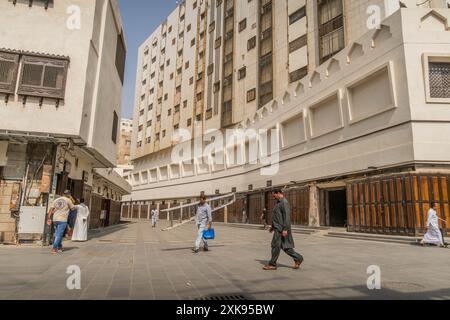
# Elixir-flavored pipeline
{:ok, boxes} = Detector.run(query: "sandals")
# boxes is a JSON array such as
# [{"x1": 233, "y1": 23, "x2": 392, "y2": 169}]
[{"x1": 263, "y1": 265, "x2": 277, "y2": 271}]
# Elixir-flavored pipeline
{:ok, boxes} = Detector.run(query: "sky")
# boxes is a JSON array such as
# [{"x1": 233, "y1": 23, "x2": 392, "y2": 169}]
[{"x1": 118, "y1": 0, "x2": 177, "y2": 119}]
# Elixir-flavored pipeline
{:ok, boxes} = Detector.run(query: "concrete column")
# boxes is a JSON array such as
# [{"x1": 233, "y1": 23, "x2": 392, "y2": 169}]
[
  {"x1": 138, "y1": 204, "x2": 142, "y2": 220},
  {"x1": 224, "y1": 205, "x2": 228, "y2": 224},
  {"x1": 147, "y1": 203, "x2": 150, "y2": 220},
  {"x1": 130, "y1": 202, "x2": 134, "y2": 219},
  {"x1": 180, "y1": 202, "x2": 183, "y2": 223},
  {"x1": 309, "y1": 184, "x2": 320, "y2": 227},
  {"x1": 167, "y1": 203, "x2": 171, "y2": 221}
]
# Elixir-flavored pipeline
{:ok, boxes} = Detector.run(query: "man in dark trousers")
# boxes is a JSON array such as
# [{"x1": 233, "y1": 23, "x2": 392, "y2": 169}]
[{"x1": 263, "y1": 189, "x2": 304, "y2": 271}]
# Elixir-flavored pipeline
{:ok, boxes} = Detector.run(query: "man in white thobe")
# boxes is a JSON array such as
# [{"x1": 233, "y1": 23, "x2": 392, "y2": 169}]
[
  {"x1": 421, "y1": 202, "x2": 445, "y2": 247},
  {"x1": 151, "y1": 208, "x2": 159, "y2": 228},
  {"x1": 72, "y1": 199, "x2": 90, "y2": 242}
]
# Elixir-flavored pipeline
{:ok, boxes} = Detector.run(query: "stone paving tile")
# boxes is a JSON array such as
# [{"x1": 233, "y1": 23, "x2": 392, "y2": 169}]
[{"x1": 1, "y1": 221, "x2": 450, "y2": 300}]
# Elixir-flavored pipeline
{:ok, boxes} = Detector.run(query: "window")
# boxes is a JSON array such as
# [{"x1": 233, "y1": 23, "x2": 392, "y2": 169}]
[
  {"x1": 238, "y1": 67, "x2": 246, "y2": 80},
  {"x1": 191, "y1": 38, "x2": 196, "y2": 47},
  {"x1": 138, "y1": 125, "x2": 143, "y2": 132},
  {"x1": 248, "y1": 36, "x2": 256, "y2": 51},
  {"x1": 429, "y1": 62, "x2": 450, "y2": 98},
  {"x1": 0, "y1": 51, "x2": 20, "y2": 95},
  {"x1": 239, "y1": 19, "x2": 247, "y2": 32},
  {"x1": 166, "y1": 59, "x2": 170, "y2": 66},
  {"x1": 17, "y1": 55, "x2": 69, "y2": 99},
  {"x1": 170, "y1": 73, "x2": 174, "y2": 80},
  {"x1": 187, "y1": 118, "x2": 192, "y2": 126},
  {"x1": 112, "y1": 111, "x2": 119, "y2": 144},
  {"x1": 215, "y1": 37, "x2": 222, "y2": 49},
  {"x1": 139, "y1": 109, "x2": 144, "y2": 116},
  {"x1": 187, "y1": 24, "x2": 192, "y2": 32},
  {"x1": 168, "y1": 109, "x2": 172, "y2": 116},
  {"x1": 115, "y1": 33, "x2": 126, "y2": 84},
  {"x1": 146, "y1": 137, "x2": 152, "y2": 144},
  {"x1": 289, "y1": 66, "x2": 308, "y2": 83},
  {"x1": 185, "y1": 61, "x2": 190, "y2": 69},
  {"x1": 289, "y1": 35, "x2": 307, "y2": 53},
  {"x1": 151, "y1": 72, "x2": 155, "y2": 79},
  {"x1": 318, "y1": 0, "x2": 345, "y2": 64},
  {"x1": 174, "y1": 105, "x2": 180, "y2": 113},
  {"x1": 214, "y1": 81, "x2": 221, "y2": 93},
  {"x1": 164, "y1": 93, "x2": 168, "y2": 100},
  {"x1": 172, "y1": 38, "x2": 176, "y2": 45},
  {"x1": 174, "y1": 124, "x2": 179, "y2": 130},
  {"x1": 247, "y1": 88, "x2": 256, "y2": 102},
  {"x1": 183, "y1": 100, "x2": 188, "y2": 108},
  {"x1": 205, "y1": 108, "x2": 213, "y2": 120},
  {"x1": 148, "y1": 104, "x2": 153, "y2": 111},
  {"x1": 209, "y1": 21, "x2": 216, "y2": 33},
  {"x1": 190, "y1": 77, "x2": 194, "y2": 85},
  {"x1": 207, "y1": 64, "x2": 214, "y2": 75},
  {"x1": 198, "y1": 72, "x2": 203, "y2": 80},
  {"x1": 193, "y1": 1, "x2": 197, "y2": 9},
  {"x1": 168, "y1": 25, "x2": 172, "y2": 33},
  {"x1": 196, "y1": 114, "x2": 202, "y2": 121},
  {"x1": 147, "y1": 120, "x2": 152, "y2": 127},
  {"x1": 289, "y1": 6, "x2": 306, "y2": 25}
]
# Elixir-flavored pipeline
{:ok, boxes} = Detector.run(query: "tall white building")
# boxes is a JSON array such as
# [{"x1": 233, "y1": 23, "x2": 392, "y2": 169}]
[
  {"x1": 0, "y1": 0, "x2": 130, "y2": 243},
  {"x1": 127, "y1": 0, "x2": 450, "y2": 236}
]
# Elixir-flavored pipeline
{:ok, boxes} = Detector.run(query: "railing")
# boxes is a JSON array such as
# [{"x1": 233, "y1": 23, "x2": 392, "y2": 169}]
[{"x1": 160, "y1": 193, "x2": 236, "y2": 231}]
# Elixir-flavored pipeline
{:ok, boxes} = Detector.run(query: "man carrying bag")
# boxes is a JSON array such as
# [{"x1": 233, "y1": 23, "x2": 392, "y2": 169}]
[{"x1": 192, "y1": 195, "x2": 213, "y2": 254}]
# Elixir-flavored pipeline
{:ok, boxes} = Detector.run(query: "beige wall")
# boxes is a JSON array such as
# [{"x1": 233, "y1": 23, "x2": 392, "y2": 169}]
[
  {"x1": 126, "y1": 8, "x2": 450, "y2": 201},
  {"x1": 0, "y1": 0, "x2": 125, "y2": 167}
]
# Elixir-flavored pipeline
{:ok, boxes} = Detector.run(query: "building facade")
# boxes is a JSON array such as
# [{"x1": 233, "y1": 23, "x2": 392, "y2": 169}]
[
  {"x1": 115, "y1": 118, "x2": 134, "y2": 184},
  {"x1": 128, "y1": 0, "x2": 450, "y2": 236},
  {"x1": 0, "y1": 0, "x2": 130, "y2": 243}
]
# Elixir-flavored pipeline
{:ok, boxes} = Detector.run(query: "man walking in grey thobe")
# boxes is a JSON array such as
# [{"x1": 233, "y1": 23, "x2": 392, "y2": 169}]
[
  {"x1": 263, "y1": 189, "x2": 304, "y2": 270},
  {"x1": 192, "y1": 195, "x2": 212, "y2": 254}
]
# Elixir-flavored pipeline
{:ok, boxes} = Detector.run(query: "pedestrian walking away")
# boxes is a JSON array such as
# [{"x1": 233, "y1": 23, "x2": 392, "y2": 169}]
[
  {"x1": 192, "y1": 195, "x2": 212, "y2": 254},
  {"x1": 47, "y1": 190, "x2": 75, "y2": 254},
  {"x1": 151, "y1": 208, "x2": 159, "y2": 228},
  {"x1": 261, "y1": 207, "x2": 269, "y2": 229},
  {"x1": 263, "y1": 189, "x2": 304, "y2": 271},
  {"x1": 72, "y1": 198, "x2": 90, "y2": 242}
]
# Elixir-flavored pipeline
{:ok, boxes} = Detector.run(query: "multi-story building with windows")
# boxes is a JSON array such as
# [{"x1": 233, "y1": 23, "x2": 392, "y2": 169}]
[
  {"x1": 115, "y1": 118, "x2": 134, "y2": 183},
  {"x1": 0, "y1": 0, "x2": 130, "y2": 243},
  {"x1": 128, "y1": 0, "x2": 450, "y2": 236}
]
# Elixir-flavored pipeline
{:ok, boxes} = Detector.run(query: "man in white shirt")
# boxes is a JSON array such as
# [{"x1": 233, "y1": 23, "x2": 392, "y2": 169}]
[{"x1": 47, "y1": 190, "x2": 75, "y2": 254}]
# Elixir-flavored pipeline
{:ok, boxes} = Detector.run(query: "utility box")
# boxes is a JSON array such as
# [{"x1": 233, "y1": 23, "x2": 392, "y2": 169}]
[{"x1": 18, "y1": 206, "x2": 46, "y2": 235}]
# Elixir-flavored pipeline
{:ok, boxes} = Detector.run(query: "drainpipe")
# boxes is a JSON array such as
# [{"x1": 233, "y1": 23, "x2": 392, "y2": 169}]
[{"x1": 43, "y1": 143, "x2": 58, "y2": 246}]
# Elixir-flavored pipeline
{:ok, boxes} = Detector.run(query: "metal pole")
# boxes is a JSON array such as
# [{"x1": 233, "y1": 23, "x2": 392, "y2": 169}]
[{"x1": 43, "y1": 143, "x2": 58, "y2": 246}]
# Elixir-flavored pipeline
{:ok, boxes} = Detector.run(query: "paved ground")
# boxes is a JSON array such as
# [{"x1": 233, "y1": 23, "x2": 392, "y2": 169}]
[{"x1": 0, "y1": 221, "x2": 449, "y2": 300}]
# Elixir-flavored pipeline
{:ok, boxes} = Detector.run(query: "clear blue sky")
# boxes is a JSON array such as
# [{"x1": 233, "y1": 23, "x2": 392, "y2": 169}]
[{"x1": 118, "y1": 0, "x2": 177, "y2": 119}]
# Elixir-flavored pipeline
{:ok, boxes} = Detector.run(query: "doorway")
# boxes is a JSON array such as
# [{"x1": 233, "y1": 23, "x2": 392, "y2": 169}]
[{"x1": 320, "y1": 188, "x2": 348, "y2": 227}]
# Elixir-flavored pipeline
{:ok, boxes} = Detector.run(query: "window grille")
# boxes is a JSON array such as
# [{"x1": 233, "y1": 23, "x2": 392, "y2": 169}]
[{"x1": 429, "y1": 62, "x2": 450, "y2": 98}]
